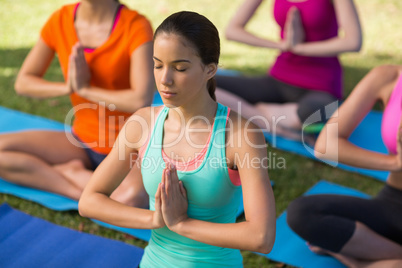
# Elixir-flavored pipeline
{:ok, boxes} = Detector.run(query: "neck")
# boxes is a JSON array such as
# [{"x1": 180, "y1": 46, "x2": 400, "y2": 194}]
[
  {"x1": 169, "y1": 94, "x2": 218, "y2": 126},
  {"x1": 77, "y1": 0, "x2": 119, "y2": 23}
]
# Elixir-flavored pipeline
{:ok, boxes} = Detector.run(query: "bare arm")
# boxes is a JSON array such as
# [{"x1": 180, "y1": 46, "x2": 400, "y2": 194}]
[
  {"x1": 14, "y1": 38, "x2": 70, "y2": 98},
  {"x1": 79, "y1": 107, "x2": 164, "y2": 229},
  {"x1": 291, "y1": 0, "x2": 362, "y2": 56},
  {"x1": 360, "y1": 259, "x2": 402, "y2": 268},
  {"x1": 315, "y1": 65, "x2": 402, "y2": 172},
  {"x1": 73, "y1": 42, "x2": 155, "y2": 113},
  {"x1": 225, "y1": 0, "x2": 286, "y2": 50},
  {"x1": 162, "y1": 116, "x2": 276, "y2": 254}
]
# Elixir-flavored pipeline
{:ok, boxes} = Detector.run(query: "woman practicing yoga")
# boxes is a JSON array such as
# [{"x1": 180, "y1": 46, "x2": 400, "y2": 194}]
[
  {"x1": 79, "y1": 11, "x2": 276, "y2": 267},
  {"x1": 0, "y1": 0, "x2": 154, "y2": 206},
  {"x1": 287, "y1": 65, "x2": 402, "y2": 267},
  {"x1": 216, "y1": 0, "x2": 362, "y2": 139}
]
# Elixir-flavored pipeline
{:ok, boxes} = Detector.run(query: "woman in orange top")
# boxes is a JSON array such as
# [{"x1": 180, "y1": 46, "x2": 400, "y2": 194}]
[{"x1": 0, "y1": 0, "x2": 154, "y2": 206}]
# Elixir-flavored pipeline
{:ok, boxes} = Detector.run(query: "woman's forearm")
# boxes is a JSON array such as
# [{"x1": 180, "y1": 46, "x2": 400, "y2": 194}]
[
  {"x1": 337, "y1": 139, "x2": 398, "y2": 172},
  {"x1": 78, "y1": 192, "x2": 157, "y2": 229},
  {"x1": 316, "y1": 136, "x2": 398, "y2": 172},
  {"x1": 291, "y1": 36, "x2": 362, "y2": 57},
  {"x1": 77, "y1": 86, "x2": 155, "y2": 113},
  {"x1": 14, "y1": 74, "x2": 70, "y2": 98},
  {"x1": 172, "y1": 218, "x2": 275, "y2": 254},
  {"x1": 225, "y1": 28, "x2": 284, "y2": 50}
]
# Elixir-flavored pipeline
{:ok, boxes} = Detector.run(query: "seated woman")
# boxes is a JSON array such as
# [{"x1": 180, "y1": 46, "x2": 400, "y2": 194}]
[
  {"x1": 79, "y1": 11, "x2": 276, "y2": 267},
  {"x1": 287, "y1": 65, "x2": 402, "y2": 267},
  {"x1": 216, "y1": 0, "x2": 362, "y2": 140},
  {"x1": 0, "y1": 0, "x2": 154, "y2": 206}
]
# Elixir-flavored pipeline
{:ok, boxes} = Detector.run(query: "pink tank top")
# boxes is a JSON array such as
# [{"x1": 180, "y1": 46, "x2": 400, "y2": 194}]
[
  {"x1": 381, "y1": 74, "x2": 402, "y2": 155},
  {"x1": 270, "y1": 0, "x2": 342, "y2": 98}
]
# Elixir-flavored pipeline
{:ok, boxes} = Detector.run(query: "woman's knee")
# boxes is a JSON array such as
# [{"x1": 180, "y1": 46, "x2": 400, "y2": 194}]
[
  {"x1": 0, "y1": 134, "x2": 19, "y2": 168},
  {"x1": 0, "y1": 151, "x2": 9, "y2": 170},
  {"x1": 287, "y1": 196, "x2": 318, "y2": 231},
  {"x1": 286, "y1": 195, "x2": 335, "y2": 242},
  {"x1": 0, "y1": 131, "x2": 45, "y2": 153},
  {"x1": 297, "y1": 92, "x2": 338, "y2": 123},
  {"x1": 0, "y1": 133, "x2": 16, "y2": 152}
]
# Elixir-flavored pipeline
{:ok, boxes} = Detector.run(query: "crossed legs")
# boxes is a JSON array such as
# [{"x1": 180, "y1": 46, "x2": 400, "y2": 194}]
[
  {"x1": 0, "y1": 130, "x2": 148, "y2": 207},
  {"x1": 215, "y1": 74, "x2": 337, "y2": 141},
  {"x1": 287, "y1": 193, "x2": 402, "y2": 267}
]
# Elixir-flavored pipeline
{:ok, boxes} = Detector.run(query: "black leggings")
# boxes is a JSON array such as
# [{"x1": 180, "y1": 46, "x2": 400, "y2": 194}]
[
  {"x1": 216, "y1": 75, "x2": 338, "y2": 123},
  {"x1": 286, "y1": 184, "x2": 402, "y2": 252}
]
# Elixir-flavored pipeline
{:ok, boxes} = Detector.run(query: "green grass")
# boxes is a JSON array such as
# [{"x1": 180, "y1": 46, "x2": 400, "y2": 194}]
[{"x1": 0, "y1": 0, "x2": 401, "y2": 267}]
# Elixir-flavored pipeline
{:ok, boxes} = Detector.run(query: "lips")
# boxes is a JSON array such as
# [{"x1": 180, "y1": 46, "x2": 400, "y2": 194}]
[{"x1": 160, "y1": 90, "x2": 177, "y2": 99}]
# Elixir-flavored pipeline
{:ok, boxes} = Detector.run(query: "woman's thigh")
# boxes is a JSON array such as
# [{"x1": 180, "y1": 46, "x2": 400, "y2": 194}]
[
  {"x1": 297, "y1": 90, "x2": 338, "y2": 123},
  {"x1": 216, "y1": 75, "x2": 285, "y2": 104},
  {"x1": 0, "y1": 130, "x2": 91, "y2": 167},
  {"x1": 288, "y1": 194, "x2": 402, "y2": 244}
]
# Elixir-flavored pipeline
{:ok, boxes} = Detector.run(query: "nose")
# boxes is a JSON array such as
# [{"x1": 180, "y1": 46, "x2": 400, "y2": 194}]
[{"x1": 160, "y1": 67, "x2": 173, "y2": 87}]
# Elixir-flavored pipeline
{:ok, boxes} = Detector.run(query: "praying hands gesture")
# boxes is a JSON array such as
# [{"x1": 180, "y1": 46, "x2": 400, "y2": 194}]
[
  {"x1": 68, "y1": 43, "x2": 91, "y2": 93},
  {"x1": 283, "y1": 7, "x2": 305, "y2": 52},
  {"x1": 153, "y1": 163, "x2": 189, "y2": 231}
]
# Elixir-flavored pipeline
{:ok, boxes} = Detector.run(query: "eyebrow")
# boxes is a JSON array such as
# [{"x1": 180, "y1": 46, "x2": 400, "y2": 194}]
[{"x1": 153, "y1": 56, "x2": 191, "y2": 64}]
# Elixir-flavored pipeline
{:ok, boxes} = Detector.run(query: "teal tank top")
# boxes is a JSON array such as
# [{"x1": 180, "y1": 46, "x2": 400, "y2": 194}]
[{"x1": 140, "y1": 103, "x2": 243, "y2": 268}]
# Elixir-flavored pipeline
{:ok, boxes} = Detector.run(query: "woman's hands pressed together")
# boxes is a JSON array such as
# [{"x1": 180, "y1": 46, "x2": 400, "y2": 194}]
[
  {"x1": 283, "y1": 7, "x2": 305, "y2": 52},
  {"x1": 68, "y1": 43, "x2": 91, "y2": 93},
  {"x1": 158, "y1": 163, "x2": 189, "y2": 232},
  {"x1": 152, "y1": 178, "x2": 166, "y2": 229}
]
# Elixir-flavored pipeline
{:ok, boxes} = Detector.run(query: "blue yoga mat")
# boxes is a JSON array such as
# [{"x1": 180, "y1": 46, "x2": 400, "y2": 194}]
[
  {"x1": 264, "y1": 110, "x2": 388, "y2": 182},
  {"x1": 216, "y1": 68, "x2": 241, "y2": 76},
  {"x1": 0, "y1": 203, "x2": 144, "y2": 268},
  {"x1": 260, "y1": 180, "x2": 370, "y2": 268},
  {"x1": 0, "y1": 106, "x2": 69, "y2": 133},
  {"x1": 0, "y1": 177, "x2": 153, "y2": 240}
]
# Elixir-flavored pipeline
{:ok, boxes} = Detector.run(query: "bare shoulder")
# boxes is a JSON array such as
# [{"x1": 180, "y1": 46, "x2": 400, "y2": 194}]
[
  {"x1": 349, "y1": 65, "x2": 400, "y2": 102},
  {"x1": 365, "y1": 65, "x2": 401, "y2": 102},
  {"x1": 372, "y1": 64, "x2": 400, "y2": 77},
  {"x1": 121, "y1": 106, "x2": 164, "y2": 150},
  {"x1": 129, "y1": 106, "x2": 163, "y2": 121},
  {"x1": 366, "y1": 65, "x2": 401, "y2": 88},
  {"x1": 226, "y1": 110, "x2": 266, "y2": 152}
]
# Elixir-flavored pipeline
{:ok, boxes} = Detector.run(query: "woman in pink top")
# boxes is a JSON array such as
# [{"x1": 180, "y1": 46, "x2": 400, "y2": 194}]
[
  {"x1": 216, "y1": 0, "x2": 362, "y2": 140},
  {"x1": 287, "y1": 65, "x2": 402, "y2": 267}
]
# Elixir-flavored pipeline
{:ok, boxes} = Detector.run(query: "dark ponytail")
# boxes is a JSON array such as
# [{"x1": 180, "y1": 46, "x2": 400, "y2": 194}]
[
  {"x1": 207, "y1": 78, "x2": 217, "y2": 101},
  {"x1": 154, "y1": 11, "x2": 220, "y2": 101}
]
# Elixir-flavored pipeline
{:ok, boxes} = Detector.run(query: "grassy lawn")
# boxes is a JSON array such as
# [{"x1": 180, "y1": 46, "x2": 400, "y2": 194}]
[{"x1": 0, "y1": 0, "x2": 401, "y2": 267}]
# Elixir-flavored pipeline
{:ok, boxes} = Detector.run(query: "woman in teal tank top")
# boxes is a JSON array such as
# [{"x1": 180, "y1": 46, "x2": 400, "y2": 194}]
[{"x1": 79, "y1": 11, "x2": 276, "y2": 267}]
